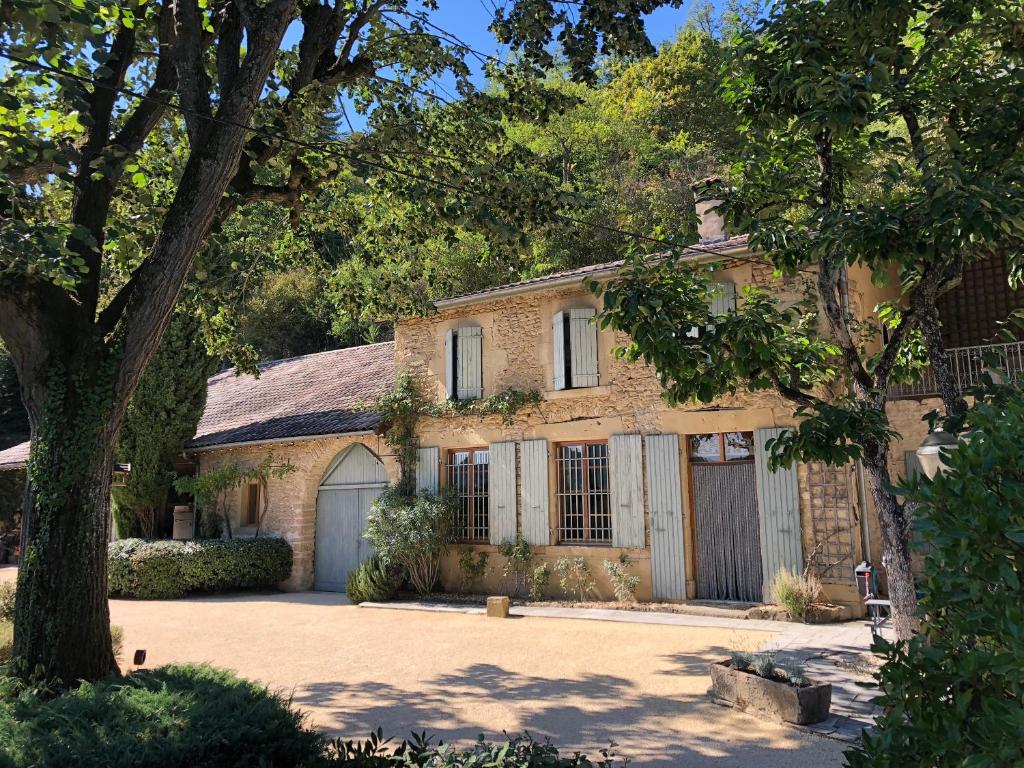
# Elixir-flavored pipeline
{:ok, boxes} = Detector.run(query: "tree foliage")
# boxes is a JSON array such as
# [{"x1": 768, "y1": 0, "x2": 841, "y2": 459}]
[
  {"x1": 847, "y1": 385, "x2": 1024, "y2": 768},
  {"x1": 594, "y1": 0, "x2": 1024, "y2": 640},
  {"x1": 112, "y1": 308, "x2": 213, "y2": 538}
]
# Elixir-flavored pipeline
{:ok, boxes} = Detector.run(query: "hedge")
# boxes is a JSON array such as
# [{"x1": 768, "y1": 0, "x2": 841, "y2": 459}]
[
  {"x1": 108, "y1": 537, "x2": 292, "y2": 599},
  {"x1": 0, "y1": 664, "x2": 323, "y2": 768}
]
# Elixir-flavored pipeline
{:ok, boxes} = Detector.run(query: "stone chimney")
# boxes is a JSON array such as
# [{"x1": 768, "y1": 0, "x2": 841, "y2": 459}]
[{"x1": 692, "y1": 177, "x2": 727, "y2": 243}]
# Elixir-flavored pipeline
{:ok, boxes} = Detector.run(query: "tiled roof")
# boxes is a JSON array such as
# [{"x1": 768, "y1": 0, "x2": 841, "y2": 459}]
[
  {"x1": 0, "y1": 441, "x2": 29, "y2": 471},
  {"x1": 188, "y1": 341, "x2": 396, "y2": 450},
  {"x1": 434, "y1": 234, "x2": 750, "y2": 307}
]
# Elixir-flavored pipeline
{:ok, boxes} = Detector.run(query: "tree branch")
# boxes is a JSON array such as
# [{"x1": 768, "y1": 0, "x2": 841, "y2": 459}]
[{"x1": 171, "y1": 0, "x2": 213, "y2": 145}]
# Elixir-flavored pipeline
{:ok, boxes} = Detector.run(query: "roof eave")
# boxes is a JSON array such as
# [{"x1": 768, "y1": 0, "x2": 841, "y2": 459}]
[
  {"x1": 186, "y1": 428, "x2": 377, "y2": 454},
  {"x1": 432, "y1": 241, "x2": 751, "y2": 310}
]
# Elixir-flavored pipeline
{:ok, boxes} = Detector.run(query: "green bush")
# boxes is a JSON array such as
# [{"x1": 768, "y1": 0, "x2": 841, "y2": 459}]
[
  {"x1": 0, "y1": 583, "x2": 13, "y2": 622},
  {"x1": 346, "y1": 556, "x2": 400, "y2": 604},
  {"x1": 602, "y1": 553, "x2": 640, "y2": 602},
  {"x1": 847, "y1": 388, "x2": 1024, "y2": 767},
  {"x1": 0, "y1": 664, "x2": 324, "y2": 768},
  {"x1": 108, "y1": 537, "x2": 292, "y2": 599},
  {"x1": 323, "y1": 732, "x2": 625, "y2": 766},
  {"x1": 363, "y1": 487, "x2": 454, "y2": 594}
]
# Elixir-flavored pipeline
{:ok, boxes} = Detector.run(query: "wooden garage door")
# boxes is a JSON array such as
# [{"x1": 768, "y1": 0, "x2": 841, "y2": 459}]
[{"x1": 314, "y1": 445, "x2": 387, "y2": 592}]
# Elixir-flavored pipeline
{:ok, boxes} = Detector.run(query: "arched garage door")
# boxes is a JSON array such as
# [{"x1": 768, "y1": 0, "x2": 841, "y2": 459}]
[{"x1": 314, "y1": 444, "x2": 388, "y2": 592}]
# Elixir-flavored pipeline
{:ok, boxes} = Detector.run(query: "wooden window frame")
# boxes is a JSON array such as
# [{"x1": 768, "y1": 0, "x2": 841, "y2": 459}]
[
  {"x1": 446, "y1": 447, "x2": 489, "y2": 542},
  {"x1": 555, "y1": 440, "x2": 612, "y2": 544},
  {"x1": 686, "y1": 432, "x2": 755, "y2": 466},
  {"x1": 242, "y1": 481, "x2": 261, "y2": 527}
]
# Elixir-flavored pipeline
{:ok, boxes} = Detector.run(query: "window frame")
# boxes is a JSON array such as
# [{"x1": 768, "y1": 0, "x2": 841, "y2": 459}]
[
  {"x1": 555, "y1": 439, "x2": 612, "y2": 545},
  {"x1": 242, "y1": 481, "x2": 261, "y2": 527},
  {"x1": 686, "y1": 431, "x2": 755, "y2": 465},
  {"x1": 446, "y1": 447, "x2": 490, "y2": 542}
]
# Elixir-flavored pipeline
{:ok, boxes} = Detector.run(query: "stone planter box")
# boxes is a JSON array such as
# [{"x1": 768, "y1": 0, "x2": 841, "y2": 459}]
[{"x1": 709, "y1": 660, "x2": 832, "y2": 725}]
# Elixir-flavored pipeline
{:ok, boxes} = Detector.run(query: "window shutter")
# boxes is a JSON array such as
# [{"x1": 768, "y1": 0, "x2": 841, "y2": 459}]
[
  {"x1": 687, "y1": 281, "x2": 737, "y2": 339},
  {"x1": 569, "y1": 308, "x2": 599, "y2": 388},
  {"x1": 709, "y1": 281, "x2": 737, "y2": 317},
  {"x1": 444, "y1": 329, "x2": 456, "y2": 399},
  {"x1": 610, "y1": 433, "x2": 645, "y2": 548},
  {"x1": 646, "y1": 433, "x2": 686, "y2": 601},
  {"x1": 488, "y1": 441, "x2": 517, "y2": 546},
  {"x1": 415, "y1": 446, "x2": 439, "y2": 493},
  {"x1": 520, "y1": 439, "x2": 549, "y2": 546},
  {"x1": 456, "y1": 326, "x2": 483, "y2": 400},
  {"x1": 754, "y1": 427, "x2": 803, "y2": 601},
  {"x1": 552, "y1": 311, "x2": 566, "y2": 390}
]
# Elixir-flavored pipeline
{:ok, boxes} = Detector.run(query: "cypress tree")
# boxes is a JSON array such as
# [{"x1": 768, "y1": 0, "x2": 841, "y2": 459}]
[{"x1": 112, "y1": 309, "x2": 214, "y2": 538}]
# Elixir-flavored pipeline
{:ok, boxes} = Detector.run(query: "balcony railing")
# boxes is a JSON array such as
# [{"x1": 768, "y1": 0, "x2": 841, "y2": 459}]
[{"x1": 887, "y1": 340, "x2": 1024, "y2": 399}]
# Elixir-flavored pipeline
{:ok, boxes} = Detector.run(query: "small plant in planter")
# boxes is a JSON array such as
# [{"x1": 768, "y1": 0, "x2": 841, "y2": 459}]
[{"x1": 711, "y1": 651, "x2": 831, "y2": 725}]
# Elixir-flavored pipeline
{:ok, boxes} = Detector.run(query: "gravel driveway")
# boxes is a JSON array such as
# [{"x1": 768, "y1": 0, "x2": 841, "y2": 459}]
[{"x1": 107, "y1": 591, "x2": 847, "y2": 768}]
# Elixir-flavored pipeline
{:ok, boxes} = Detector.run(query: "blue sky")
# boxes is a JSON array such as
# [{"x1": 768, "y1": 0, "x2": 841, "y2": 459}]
[{"x1": 284, "y1": 1, "x2": 719, "y2": 131}]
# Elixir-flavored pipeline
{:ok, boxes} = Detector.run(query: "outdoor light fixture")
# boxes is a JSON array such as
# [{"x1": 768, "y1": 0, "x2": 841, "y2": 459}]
[{"x1": 915, "y1": 430, "x2": 959, "y2": 479}]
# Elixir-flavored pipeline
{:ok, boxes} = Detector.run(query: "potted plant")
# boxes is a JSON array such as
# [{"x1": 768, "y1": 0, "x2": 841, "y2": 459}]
[{"x1": 709, "y1": 652, "x2": 832, "y2": 725}]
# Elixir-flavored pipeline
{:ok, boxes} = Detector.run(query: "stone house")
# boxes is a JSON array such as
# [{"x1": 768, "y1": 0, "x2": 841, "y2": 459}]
[
  {"x1": 1, "y1": 208, "x2": 1017, "y2": 608},
  {"x1": 172, "y1": 205, "x2": 1024, "y2": 612}
]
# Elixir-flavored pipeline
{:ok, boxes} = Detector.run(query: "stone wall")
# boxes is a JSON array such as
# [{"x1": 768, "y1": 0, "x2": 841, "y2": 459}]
[{"x1": 195, "y1": 434, "x2": 399, "y2": 591}]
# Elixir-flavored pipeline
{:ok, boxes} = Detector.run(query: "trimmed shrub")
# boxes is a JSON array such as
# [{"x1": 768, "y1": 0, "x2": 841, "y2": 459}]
[
  {"x1": 0, "y1": 664, "x2": 324, "y2": 768},
  {"x1": 108, "y1": 537, "x2": 292, "y2": 599},
  {"x1": 346, "y1": 556, "x2": 400, "y2": 604}
]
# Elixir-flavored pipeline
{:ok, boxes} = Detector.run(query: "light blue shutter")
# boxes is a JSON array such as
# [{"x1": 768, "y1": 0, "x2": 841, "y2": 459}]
[
  {"x1": 610, "y1": 433, "x2": 645, "y2": 548},
  {"x1": 754, "y1": 427, "x2": 803, "y2": 601},
  {"x1": 521, "y1": 439, "x2": 549, "y2": 546},
  {"x1": 569, "y1": 308, "x2": 599, "y2": 387},
  {"x1": 456, "y1": 326, "x2": 483, "y2": 400},
  {"x1": 709, "y1": 281, "x2": 737, "y2": 317},
  {"x1": 646, "y1": 433, "x2": 686, "y2": 601},
  {"x1": 688, "y1": 281, "x2": 737, "y2": 338},
  {"x1": 444, "y1": 329, "x2": 455, "y2": 399},
  {"x1": 415, "y1": 446, "x2": 439, "y2": 493},
  {"x1": 552, "y1": 311, "x2": 566, "y2": 390},
  {"x1": 488, "y1": 441, "x2": 517, "y2": 545}
]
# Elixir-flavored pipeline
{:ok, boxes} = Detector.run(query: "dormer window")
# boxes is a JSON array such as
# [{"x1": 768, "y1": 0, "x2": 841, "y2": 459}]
[
  {"x1": 552, "y1": 307, "x2": 599, "y2": 390},
  {"x1": 445, "y1": 325, "x2": 483, "y2": 400}
]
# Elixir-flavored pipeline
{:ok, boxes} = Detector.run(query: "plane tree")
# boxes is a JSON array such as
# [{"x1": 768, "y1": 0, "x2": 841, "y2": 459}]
[{"x1": 0, "y1": 0, "x2": 685, "y2": 685}]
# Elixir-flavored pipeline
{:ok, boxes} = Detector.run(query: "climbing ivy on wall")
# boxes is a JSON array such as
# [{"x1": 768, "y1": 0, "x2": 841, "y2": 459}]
[{"x1": 370, "y1": 375, "x2": 543, "y2": 496}]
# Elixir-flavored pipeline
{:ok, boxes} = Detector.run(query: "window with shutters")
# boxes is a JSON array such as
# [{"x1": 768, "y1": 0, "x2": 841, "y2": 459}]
[
  {"x1": 445, "y1": 326, "x2": 483, "y2": 401},
  {"x1": 685, "y1": 282, "x2": 736, "y2": 341},
  {"x1": 447, "y1": 448, "x2": 489, "y2": 541},
  {"x1": 552, "y1": 307, "x2": 599, "y2": 389},
  {"x1": 556, "y1": 441, "x2": 611, "y2": 543}
]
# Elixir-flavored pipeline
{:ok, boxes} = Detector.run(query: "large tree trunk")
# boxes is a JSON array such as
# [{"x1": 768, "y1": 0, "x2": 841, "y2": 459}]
[
  {"x1": 13, "y1": 353, "x2": 121, "y2": 684},
  {"x1": 860, "y1": 443, "x2": 919, "y2": 640}
]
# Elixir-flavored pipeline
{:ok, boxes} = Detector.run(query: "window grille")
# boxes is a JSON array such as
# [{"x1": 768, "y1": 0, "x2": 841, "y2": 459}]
[
  {"x1": 556, "y1": 442, "x2": 611, "y2": 543},
  {"x1": 447, "y1": 448, "x2": 489, "y2": 541}
]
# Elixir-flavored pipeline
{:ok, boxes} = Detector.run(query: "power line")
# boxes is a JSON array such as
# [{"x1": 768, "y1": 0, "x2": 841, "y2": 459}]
[{"x1": 0, "y1": 48, "x2": 799, "y2": 274}]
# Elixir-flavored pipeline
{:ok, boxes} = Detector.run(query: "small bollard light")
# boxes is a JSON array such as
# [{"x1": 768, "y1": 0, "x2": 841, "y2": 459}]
[{"x1": 133, "y1": 649, "x2": 147, "y2": 666}]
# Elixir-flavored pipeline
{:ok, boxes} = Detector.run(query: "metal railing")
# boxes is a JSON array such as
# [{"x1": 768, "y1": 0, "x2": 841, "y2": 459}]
[{"x1": 887, "y1": 340, "x2": 1024, "y2": 399}]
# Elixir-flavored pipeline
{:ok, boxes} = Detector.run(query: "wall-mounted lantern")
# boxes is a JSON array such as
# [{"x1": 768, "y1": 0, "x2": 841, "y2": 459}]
[{"x1": 915, "y1": 430, "x2": 959, "y2": 479}]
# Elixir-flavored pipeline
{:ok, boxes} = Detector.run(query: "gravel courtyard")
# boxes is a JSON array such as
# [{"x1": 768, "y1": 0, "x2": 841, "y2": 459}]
[{"x1": 107, "y1": 591, "x2": 848, "y2": 768}]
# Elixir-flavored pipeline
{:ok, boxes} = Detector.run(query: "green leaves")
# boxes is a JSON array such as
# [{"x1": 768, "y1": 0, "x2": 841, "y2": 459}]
[{"x1": 847, "y1": 388, "x2": 1024, "y2": 768}]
